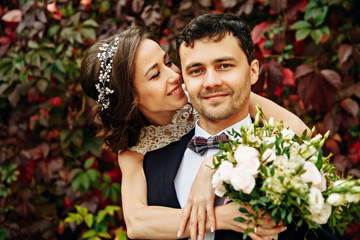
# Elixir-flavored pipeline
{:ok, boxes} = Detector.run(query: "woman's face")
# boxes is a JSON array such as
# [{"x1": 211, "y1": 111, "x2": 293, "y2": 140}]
[{"x1": 133, "y1": 39, "x2": 188, "y2": 124}]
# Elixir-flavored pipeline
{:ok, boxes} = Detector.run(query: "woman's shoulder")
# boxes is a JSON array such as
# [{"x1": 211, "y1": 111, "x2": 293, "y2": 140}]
[{"x1": 129, "y1": 104, "x2": 196, "y2": 154}]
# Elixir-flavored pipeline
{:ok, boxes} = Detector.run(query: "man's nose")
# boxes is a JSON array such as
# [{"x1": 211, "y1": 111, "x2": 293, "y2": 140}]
[{"x1": 203, "y1": 69, "x2": 223, "y2": 88}]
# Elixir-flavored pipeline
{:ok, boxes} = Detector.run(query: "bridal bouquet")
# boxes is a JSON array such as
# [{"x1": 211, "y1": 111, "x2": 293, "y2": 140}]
[{"x1": 212, "y1": 106, "x2": 360, "y2": 239}]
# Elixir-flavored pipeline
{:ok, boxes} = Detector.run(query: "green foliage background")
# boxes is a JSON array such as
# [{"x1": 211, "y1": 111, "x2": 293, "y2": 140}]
[{"x1": 0, "y1": 0, "x2": 359, "y2": 239}]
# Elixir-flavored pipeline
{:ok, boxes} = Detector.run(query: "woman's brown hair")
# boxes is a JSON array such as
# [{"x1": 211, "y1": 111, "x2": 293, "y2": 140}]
[{"x1": 79, "y1": 26, "x2": 153, "y2": 153}]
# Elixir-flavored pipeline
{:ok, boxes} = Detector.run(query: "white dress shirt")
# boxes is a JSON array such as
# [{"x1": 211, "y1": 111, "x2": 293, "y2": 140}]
[{"x1": 174, "y1": 114, "x2": 251, "y2": 240}]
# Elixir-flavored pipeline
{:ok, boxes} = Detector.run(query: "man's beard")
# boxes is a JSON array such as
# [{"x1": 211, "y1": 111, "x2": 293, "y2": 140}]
[{"x1": 194, "y1": 84, "x2": 251, "y2": 122}]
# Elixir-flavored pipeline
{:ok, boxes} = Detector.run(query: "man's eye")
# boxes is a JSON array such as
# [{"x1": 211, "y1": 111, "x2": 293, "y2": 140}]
[
  {"x1": 219, "y1": 64, "x2": 231, "y2": 69},
  {"x1": 151, "y1": 71, "x2": 160, "y2": 80},
  {"x1": 190, "y1": 69, "x2": 202, "y2": 75}
]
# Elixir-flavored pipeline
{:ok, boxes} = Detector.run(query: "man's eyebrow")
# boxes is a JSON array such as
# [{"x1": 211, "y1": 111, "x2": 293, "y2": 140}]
[
  {"x1": 144, "y1": 52, "x2": 168, "y2": 77},
  {"x1": 212, "y1": 56, "x2": 237, "y2": 64}
]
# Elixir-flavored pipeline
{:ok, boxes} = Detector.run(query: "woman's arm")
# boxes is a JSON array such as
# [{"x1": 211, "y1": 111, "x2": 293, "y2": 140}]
[
  {"x1": 249, "y1": 92, "x2": 310, "y2": 136},
  {"x1": 119, "y1": 151, "x2": 279, "y2": 240}
]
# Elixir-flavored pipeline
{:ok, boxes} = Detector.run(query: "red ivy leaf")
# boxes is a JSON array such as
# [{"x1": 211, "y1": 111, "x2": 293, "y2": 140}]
[
  {"x1": 323, "y1": 112, "x2": 341, "y2": 137},
  {"x1": 267, "y1": 62, "x2": 284, "y2": 93},
  {"x1": 268, "y1": 0, "x2": 286, "y2": 14},
  {"x1": 287, "y1": 0, "x2": 307, "y2": 20},
  {"x1": 353, "y1": 44, "x2": 360, "y2": 66},
  {"x1": 283, "y1": 68, "x2": 296, "y2": 86},
  {"x1": 294, "y1": 64, "x2": 314, "y2": 79},
  {"x1": 320, "y1": 69, "x2": 341, "y2": 90},
  {"x1": 1, "y1": 9, "x2": 22, "y2": 22},
  {"x1": 251, "y1": 22, "x2": 271, "y2": 45},
  {"x1": 340, "y1": 98, "x2": 359, "y2": 118},
  {"x1": 338, "y1": 44, "x2": 353, "y2": 67}
]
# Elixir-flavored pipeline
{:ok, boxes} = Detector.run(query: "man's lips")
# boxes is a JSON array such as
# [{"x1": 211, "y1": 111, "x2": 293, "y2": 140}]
[
  {"x1": 203, "y1": 93, "x2": 228, "y2": 101},
  {"x1": 167, "y1": 84, "x2": 183, "y2": 96}
]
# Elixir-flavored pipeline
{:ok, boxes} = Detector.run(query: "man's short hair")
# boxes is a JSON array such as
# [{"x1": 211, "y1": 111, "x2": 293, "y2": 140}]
[{"x1": 176, "y1": 13, "x2": 254, "y2": 65}]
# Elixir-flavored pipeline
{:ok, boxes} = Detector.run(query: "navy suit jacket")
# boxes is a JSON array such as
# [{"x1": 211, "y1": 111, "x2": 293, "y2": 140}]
[{"x1": 142, "y1": 129, "x2": 347, "y2": 240}]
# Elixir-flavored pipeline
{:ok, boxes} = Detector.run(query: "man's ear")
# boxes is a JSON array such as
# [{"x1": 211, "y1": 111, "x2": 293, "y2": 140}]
[{"x1": 250, "y1": 59, "x2": 259, "y2": 85}]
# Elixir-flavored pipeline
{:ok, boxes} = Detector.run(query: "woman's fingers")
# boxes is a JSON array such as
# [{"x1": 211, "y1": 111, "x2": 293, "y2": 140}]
[
  {"x1": 206, "y1": 202, "x2": 215, "y2": 233},
  {"x1": 248, "y1": 232, "x2": 264, "y2": 240},
  {"x1": 255, "y1": 225, "x2": 287, "y2": 236},
  {"x1": 178, "y1": 204, "x2": 192, "y2": 238},
  {"x1": 197, "y1": 206, "x2": 206, "y2": 240},
  {"x1": 189, "y1": 205, "x2": 198, "y2": 240}
]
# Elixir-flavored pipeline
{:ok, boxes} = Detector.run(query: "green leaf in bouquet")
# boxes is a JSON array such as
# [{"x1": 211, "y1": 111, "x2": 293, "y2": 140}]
[
  {"x1": 234, "y1": 217, "x2": 246, "y2": 222},
  {"x1": 271, "y1": 207, "x2": 278, "y2": 217},
  {"x1": 315, "y1": 150, "x2": 323, "y2": 170},
  {"x1": 270, "y1": 165, "x2": 275, "y2": 176},
  {"x1": 280, "y1": 208, "x2": 287, "y2": 219},
  {"x1": 287, "y1": 212, "x2": 293, "y2": 224},
  {"x1": 238, "y1": 207, "x2": 249, "y2": 213}
]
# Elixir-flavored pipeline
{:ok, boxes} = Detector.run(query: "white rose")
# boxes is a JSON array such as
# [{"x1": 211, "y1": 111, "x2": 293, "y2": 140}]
[
  {"x1": 307, "y1": 187, "x2": 324, "y2": 214},
  {"x1": 281, "y1": 129, "x2": 295, "y2": 141},
  {"x1": 217, "y1": 161, "x2": 234, "y2": 183},
  {"x1": 262, "y1": 148, "x2": 276, "y2": 163},
  {"x1": 230, "y1": 167, "x2": 256, "y2": 194},
  {"x1": 300, "y1": 162, "x2": 322, "y2": 186},
  {"x1": 214, "y1": 184, "x2": 227, "y2": 197},
  {"x1": 313, "y1": 172, "x2": 327, "y2": 192},
  {"x1": 326, "y1": 193, "x2": 345, "y2": 206},
  {"x1": 234, "y1": 145, "x2": 260, "y2": 176},
  {"x1": 212, "y1": 171, "x2": 223, "y2": 189},
  {"x1": 309, "y1": 203, "x2": 332, "y2": 224}
]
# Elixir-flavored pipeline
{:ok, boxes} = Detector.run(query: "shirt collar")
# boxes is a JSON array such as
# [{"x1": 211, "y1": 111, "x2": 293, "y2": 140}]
[{"x1": 194, "y1": 114, "x2": 251, "y2": 140}]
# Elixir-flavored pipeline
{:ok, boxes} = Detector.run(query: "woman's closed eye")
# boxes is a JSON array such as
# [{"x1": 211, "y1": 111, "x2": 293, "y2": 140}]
[
  {"x1": 150, "y1": 71, "x2": 160, "y2": 80},
  {"x1": 165, "y1": 59, "x2": 173, "y2": 67}
]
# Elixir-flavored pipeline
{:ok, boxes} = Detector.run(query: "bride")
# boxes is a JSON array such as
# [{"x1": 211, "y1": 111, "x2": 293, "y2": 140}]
[{"x1": 79, "y1": 26, "x2": 309, "y2": 240}]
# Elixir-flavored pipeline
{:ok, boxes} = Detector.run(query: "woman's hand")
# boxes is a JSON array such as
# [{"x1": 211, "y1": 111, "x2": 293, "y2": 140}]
[
  {"x1": 217, "y1": 202, "x2": 287, "y2": 240},
  {"x1": 177, "y1": 156, "x2": 216, "y2": 240}
]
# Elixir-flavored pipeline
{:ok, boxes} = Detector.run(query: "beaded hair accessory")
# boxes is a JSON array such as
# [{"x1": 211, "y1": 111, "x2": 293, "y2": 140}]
[{"x1": 95, "y1": 36, "x2": 119, "y2": 110}]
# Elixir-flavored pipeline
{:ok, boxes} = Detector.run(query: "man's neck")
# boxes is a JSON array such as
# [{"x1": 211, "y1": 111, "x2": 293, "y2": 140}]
[{"x1": 197, "y1": 108, "x2": 249, "y2": 135}]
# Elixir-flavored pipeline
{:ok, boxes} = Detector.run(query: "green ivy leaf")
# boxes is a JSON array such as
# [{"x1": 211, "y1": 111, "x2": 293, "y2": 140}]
[
  {"x1": 290, "y1": 21, "x2": 312, "y2": 30},
  {"x1": 80, "y1": 28, "x2": 96, "y2": 41},
  {"x1": 28, "y1": 40, "x2": 39, "y2": 49},
  {"x1": 310, "y1": 29, "x2": 323, "y2": 44},
  {"x1": 48, "y1": 24, "x2": 60, "y2": 37},
  {"x1": 81, "y1": 19, "x2": 99, "y2": 28},
  {"x1": 84, "y1": 213, "x2": 94, "y2": 228},
  {"x1": 97, "y1": 232, "x2": 112, "y2": 238},
  {"x1": 82, "y1": 229, "x2": 97, "y2": 238},
  {"x1": 84, "y1": 157, "x2": 95, "y2": 169},
  {"x1": 96, "y1": 210, "x2": 106, "y2": 223},
  {"x1": 320, "y1": 25, "x2": 330, "y2": 36},
  {"x1": 295, "y1": 28, "x2": 311, "y2": 41},
  {"x1": 75, "y1": 205, "x2": 88, "y2": 215}
]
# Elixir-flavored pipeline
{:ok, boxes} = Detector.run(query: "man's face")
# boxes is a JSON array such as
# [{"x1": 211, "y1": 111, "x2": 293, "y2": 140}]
[{"x1": 179, "y1": 33, "x2": 259, "y2": 128}]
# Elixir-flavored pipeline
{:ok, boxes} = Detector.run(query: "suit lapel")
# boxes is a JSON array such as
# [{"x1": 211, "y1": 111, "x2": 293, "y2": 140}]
[{"x1": 162, "y1": 128, "x2": 195, "y2": 209}]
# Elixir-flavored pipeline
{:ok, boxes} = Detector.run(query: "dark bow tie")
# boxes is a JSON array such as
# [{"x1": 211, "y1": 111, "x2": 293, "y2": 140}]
[{"x1": 187, "y1": 132, "x2": 229, "y2": 155}]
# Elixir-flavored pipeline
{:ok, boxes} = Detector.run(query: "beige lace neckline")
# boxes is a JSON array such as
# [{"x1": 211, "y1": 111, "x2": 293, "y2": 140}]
[{"x1": 128, "y1": 104, "x2": 196, "y2": 155}]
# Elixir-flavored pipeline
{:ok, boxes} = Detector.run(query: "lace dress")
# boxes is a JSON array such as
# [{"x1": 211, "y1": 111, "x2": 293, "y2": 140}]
[{"x1": 129, "y1": 104, "x2": 197, "y2": 155}]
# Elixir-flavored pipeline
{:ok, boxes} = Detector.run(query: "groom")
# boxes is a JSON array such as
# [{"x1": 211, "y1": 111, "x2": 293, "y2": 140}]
[
  {"x1": 143, "y1": 13, "x2": 344, "y2": 240},
  {"x1": 143, "y1": 13, "x2": 277, "y2": 240}
]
